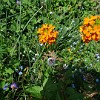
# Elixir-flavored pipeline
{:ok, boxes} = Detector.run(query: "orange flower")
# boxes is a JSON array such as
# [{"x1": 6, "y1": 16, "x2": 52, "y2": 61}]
[
  {"x1": 91, "y1": 33, "x2": 99, "y2": 41},
  {"x1": 37, "y1": 24, "x2": 58, "y2": 45},
  {"x1": 80, "y1": 15, "x2": 100, "y2": 43}
]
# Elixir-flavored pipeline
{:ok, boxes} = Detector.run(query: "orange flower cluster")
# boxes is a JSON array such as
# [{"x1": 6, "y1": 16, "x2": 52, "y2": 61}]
[
  {"x1": 80, "y1": 15, "x2": 100, "y2": 43},
  {"x1": 37, "y1": 24, "x2": 58, "y2": 45}
]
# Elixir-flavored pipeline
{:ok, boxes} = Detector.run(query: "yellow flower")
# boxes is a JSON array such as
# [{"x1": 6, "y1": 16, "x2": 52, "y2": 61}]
[
  {"x1": 67, "y1": 47, "x2": 71, "y2": 52},
  {"x1": 37, "y1": 24, "x2": 58, "y2": 45}
]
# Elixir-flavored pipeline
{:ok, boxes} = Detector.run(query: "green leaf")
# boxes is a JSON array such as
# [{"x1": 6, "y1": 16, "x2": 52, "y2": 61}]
[
  {"x1": 56, "y1": 92, "x2": 62, "y2": 100},
  {"x1": 5, "y1": 68, "x2": 14, "y2": 74},
  {"x1": 25, "y1": 86, "x2": 43, "y2": 99},
  {"x1": 66, "y1": 87, "x2": 84, "y2": 100},
  {"x1": 72, "y1": 0, "x2": 77, "y2": 5},
  {"x1": 0, "y1": 81, "x2": 5, "y2": 88},
  {"x1": 42, "y1": 77, "x2": 58, "y2": 100},
  {"x1": 3, "y1": 0, "x2": 9, "y2": 2}
]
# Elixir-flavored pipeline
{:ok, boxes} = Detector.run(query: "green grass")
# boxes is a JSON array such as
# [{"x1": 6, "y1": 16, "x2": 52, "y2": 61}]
[{"x1": 0, "y1": 0, "x2": 100, "y2": 100}]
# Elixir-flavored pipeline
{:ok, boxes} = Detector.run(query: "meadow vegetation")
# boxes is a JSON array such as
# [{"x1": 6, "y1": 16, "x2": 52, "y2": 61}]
[{"x1": 0, "y1": 0, "x2": 100, "y2": 100}]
